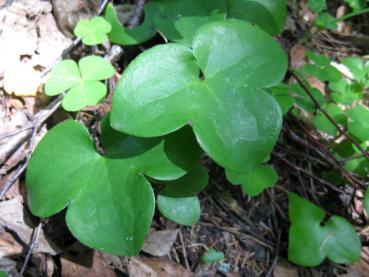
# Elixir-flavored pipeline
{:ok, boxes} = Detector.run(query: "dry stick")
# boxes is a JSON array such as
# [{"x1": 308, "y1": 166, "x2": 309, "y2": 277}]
[
  {"x1": 127, "y1": 0, "x2": 146, "y2": 28},
  {"x1": 272, "y1": 151, "x2": 344, "y2": 193},
  {"x1": 20, "y1": 222, "x2": 43, "y2": 276},
  {"x1": 290, "y1": 71, "x2": 369, "y2": 163}
]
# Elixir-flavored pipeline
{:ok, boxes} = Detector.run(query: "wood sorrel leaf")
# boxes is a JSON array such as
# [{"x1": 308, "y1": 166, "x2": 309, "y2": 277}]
[
  {"x1": 26, "y1": 119, "x2": 202, "y2": 256},
  {"x1": 74, "y1": 16, "x2": 112, "y2": 45},
  {"x1": 111, "y1": 20, "x2": 287, "y2": 174},
  {"x1": 288, "y1": 193, "x2": 361, "y2": 266},
  {"x1": 44, "y1": 55, "x2": 115, "y2": 112}
]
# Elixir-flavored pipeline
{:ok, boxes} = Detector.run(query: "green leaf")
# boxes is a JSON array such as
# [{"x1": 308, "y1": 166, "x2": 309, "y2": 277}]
[
  {"x1": 226, "y1": 165, "x2": 278, "y2": 196},
  {"x1": 157, "y1": 164, "x2": 208, "y2": 225},
  {"x1": 341, "y1": 57, "x2": 368, "y2": 83},
  {"x1": 45, "y1": 56, "x2": 115, "y2": 112},
  {"x1": 151, "y1": 0, "x2": 227, "y2": 45},
  {"x1": 307, "y1": 0, "x2": 327, "y2": 13},
  {"x1": 303, "y1": 64, "x2": 341, "y2": 82},
  {"x1": 347, "y1": 105, "x2": 369, "y2": 142},
  {"x1": 364, "y1": 187, "x2": 369, "y2": 216},
  {"x1": 345, "y1": 0, "x2": 368, "y2": 11},
  {"x1": 111, "y1": 20, "x2": 287, "y2": 174},
  {"x1": 0, "y1": 272, "x2": 7, "y2": 277},
  {"x1": 291, "y1": 83, "x2": 325, "y2": 113},
  {"x1": 74, "y1": 17, "x2": 112, "y2": 45},
  {"x1": 44, "y1": 60, "x2": 81, "y2": 96},
  {"x1": 306, "y1": 51, "x2": 331, "y2": 66},
  {"x1": 202, "y1": 249, "x2": 225, "y2": 264},
  {"x1": 105, "y1": 3, "x2": 157, "y2": 45},
  {"x1": 79, "y1": 56, "x2": 115, "y2": 81},
  {"x1": 269, "y1": 83, "x2": 294, "y2": 114},
  {"x1": 288, "y1": 193, "x2": 361, "y2": 266},
  {"x1": 313, "y1": 103, "x2": 346, "y2": 136},
  {"x1": 313, "y1": 12, "x2": 338, "y2": 30},
  {"x1": 228, "y1": 0, "x2": 287, "y2": 35},
  {"x1": 62, "y1": 81, "x2": 106, "y2": 111},
  {"x1": 26, "y1": 119, "x2": 202, "y2": 255},
  {"x1": 329, "y1": 79, "x2": 364, "y2": 105}
]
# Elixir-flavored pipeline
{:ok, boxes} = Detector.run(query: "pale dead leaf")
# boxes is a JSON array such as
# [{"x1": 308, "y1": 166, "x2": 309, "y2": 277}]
[
  {"x1": 4, "y1": 62, "x2": 41, "y2": 96},
  {"x1": 273, "y1": 258, "x2": 299, "y2": 277},
  {"x1": 128, "y1": 257, "x2": 191, "y2": 277},
  {"x1": 0, "y1": 229, "x2": 23, "y2": 258},
  {"x1": 142, "y1": 229, "x2": 179, "y2": 257},
  {"x1": 0, "y1": 197, "x2": 60, "y2": 255}
]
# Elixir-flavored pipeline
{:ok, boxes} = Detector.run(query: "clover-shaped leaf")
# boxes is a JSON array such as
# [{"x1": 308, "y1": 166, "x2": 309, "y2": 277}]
[
  {"x1": 74, "y1": 16, "x2": 112, "y2": 45},
  {"x1": 228, "y1": 0, "x2": 287, "y2": 35},
  {"x1": 313, "y1": 103, "x2": 347, "y2": 136},
  {"x1": 288, "y1": 193, "x2": 361, "y2": 266},
  {"x1": 111, "y1": 20, "x2": 287, "y2": 174},
  {"x1": 157, "y1": 164, "x2": 208, "y2": 225},
  {"x1": 45, "y1": 56, "x2": 115, "y2": 111},
  {"x1": 347, "y1": 105, "x2": 369, "y2": 142},
  {"x1": 106, "y1": 0, "x2": 286, "y2": 46},
  {"x1": 26, "y1": 119, "x2": 202, "y2": 256},
  {"x1": 226, "y1": 165, "x2": 278, "y2": 196}
]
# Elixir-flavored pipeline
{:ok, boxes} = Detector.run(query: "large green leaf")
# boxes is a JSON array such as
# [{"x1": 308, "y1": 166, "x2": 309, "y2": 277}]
[
  {"x1": 227, "y1": 0, "x2": 287, "y2": 35},
  {"x1": 26, "y1": 119, "x2": 202, "y2": 256},
  {"x1": 157, "y1": 164, "x2": 209, "y2": 225},
  {"x1": 288, "y1": 193, "x2": 361, "y2": 266},
  {"x1": 111, "y1": 20, "x2": 287, "y2": 174}
]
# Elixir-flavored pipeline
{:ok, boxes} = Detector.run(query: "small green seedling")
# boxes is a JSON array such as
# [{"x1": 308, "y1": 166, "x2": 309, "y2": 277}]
[
  {"x1": 202, "y1": 249, "x2": 225, "y2": 264},
  {"x1": 74, "y1": 16, "x2": 112, "y2": 45},
  {"x1": 288, "y1": 193, "x2": 361, "y2": 266},
  {"x1": 45, "y1": 55, "x2": 115, "y2": 111}
]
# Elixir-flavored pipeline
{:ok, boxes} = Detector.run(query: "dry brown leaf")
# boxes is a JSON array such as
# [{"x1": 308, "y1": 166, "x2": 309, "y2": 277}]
[
  {"x1": 290, "y1": 44, "x2": 306, "y2": 70},
  {"x1": 128, "y1": 257, "x2": 191, "y2": 277},
  {"x1": 61, "y1": 251, "x2": 116, "y2": 277},
  {"x1": 142, "y1": 229, "x2": 179, "y2": 257},
  {"x1": 0, "y1": 196, "x2": 60, "y2": 255},
  {"x1": 0, "y1": 229, "x2": 23, "y2": 258}
]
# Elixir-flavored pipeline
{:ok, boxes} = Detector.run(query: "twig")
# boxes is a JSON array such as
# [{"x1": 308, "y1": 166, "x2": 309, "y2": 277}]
[
  {"x1": 179, "y1": 230, "x2": 190, "y2": 271},
  {"x1": 20, "y1": 222, "x2": 43, "y2": 276},
  {"x1": 128, "y1": 0, "x2": 146, "y2": 28},
  {"x1": 290, "y1": 71, "x2": 369, "y2": 163}
]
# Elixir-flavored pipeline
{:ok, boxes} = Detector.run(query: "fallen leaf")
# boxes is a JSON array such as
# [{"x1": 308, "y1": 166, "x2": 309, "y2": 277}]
[
  {"x1": 4, "y1": 62, "x2": 41, "y2": 96},
  {"x1": 128, "y1": 257, "x2": 191, "y2": 277},
  {"x1": 0, "y1": 229, "x2": 23, "y2": 258},
  {"x1": 0, "y1": 197, "x2": 60, "y2": 255},
  {"x1": 273, "y1": 258, "x2": 299, "y2": 277},
  {"x1": 61, "y1": 251, "x2": 115, "y2": 277},
  {"x1": 142, "y1": 229, "x2": 179, "y2": 257},
  {"x1": 290, "y1": 44, "x2": 306, "y2": 69}
]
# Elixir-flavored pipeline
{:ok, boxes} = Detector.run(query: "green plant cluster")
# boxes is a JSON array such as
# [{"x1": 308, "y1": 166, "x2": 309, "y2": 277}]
[
  {"x1": 307, "y1": 0, "x2": 369, "y2": 29},
  {"x1": 26, "y1": 0, "x2": 365, "y2": 268}
]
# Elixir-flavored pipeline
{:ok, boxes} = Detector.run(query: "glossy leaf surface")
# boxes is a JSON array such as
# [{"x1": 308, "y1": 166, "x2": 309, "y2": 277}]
[
  {"x1": 288, "y1": 193, "x2": 361, "y2": 266},
  {"x1": 26, "y1": 119, "x2": 202, "y2": 256},
  {"x1": 111, "y1": 20, "x2": 287, "y2": 174},
  {"x1": 157, "y1": 164, "x2": 208, "y2": 225}
]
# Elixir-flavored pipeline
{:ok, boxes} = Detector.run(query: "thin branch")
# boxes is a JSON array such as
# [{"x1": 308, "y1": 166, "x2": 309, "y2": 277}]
[
  {"x1": 128, "y1": 0, "x2": 146, "y2": 28},
  {"x1": 290, "y1": 71, "x2": 369, "y2": 163},
  {"x1": 20, "y1": 222, "x2": 43, "y2": 276}
]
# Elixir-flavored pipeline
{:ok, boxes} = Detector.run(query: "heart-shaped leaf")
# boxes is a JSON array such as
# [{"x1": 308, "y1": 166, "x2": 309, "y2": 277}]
[
  {"x1": 157, "y1": 164, "x2": 208, "y2": 225},
  {"x1": 74, "y1": 17, "x2": 112, "y2": 45},
  {"x1": 288, "y1": 193, "x2": 361, "y2": 266},
  {"x1": 227, "y1": 0, "x2": 287, "y2": 35},
  {"x1": 45, "y1": 56, "x2": 115, "y2": 111},
  {"x1": 111, "y1": 20, "x2": 287, "y2": 174},
  {"x1": 226, "y1": 165, "x2": 278, "y2": 196},
  {"x1": 26, "y1": 119, "x2": 202, "y2": 256},
  {"x1": 106, "y1": 0, "x2": 287, "y2": 46}
]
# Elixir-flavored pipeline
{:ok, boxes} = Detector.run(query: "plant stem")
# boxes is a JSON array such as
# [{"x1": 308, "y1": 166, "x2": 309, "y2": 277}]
[{"x1": 335, "y1": 7, "x2": 369, "y2": 22}]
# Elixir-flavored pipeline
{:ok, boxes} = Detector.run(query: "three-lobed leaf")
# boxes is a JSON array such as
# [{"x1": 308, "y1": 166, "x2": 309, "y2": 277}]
[
  {"x1": 26, "y1": 118, "x2": 202, "y2": 256},
  {"x1": 74, "y1": 17, "x2": 112, "y2": 45},
  {"x1": 111, "y1": 20, "x2": 287, "y2": 174},
  {"x1": 45, "y1": 56, "x2": 115, "y2": 111},
  {"x1": 288, "y1": 193, "x2": 361, "y2": 266}
]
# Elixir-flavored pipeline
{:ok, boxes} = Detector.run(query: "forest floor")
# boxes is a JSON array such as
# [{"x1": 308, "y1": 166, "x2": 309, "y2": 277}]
[{"x1": 1, "y1": 0, "x2": 369, "y2": 276}]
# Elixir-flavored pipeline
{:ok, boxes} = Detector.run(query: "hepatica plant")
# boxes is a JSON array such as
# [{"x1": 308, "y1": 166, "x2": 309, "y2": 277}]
[{"x1": 26, "y1": 0, "x2": 361, "y2": 266}]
